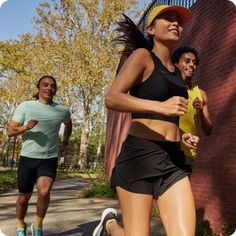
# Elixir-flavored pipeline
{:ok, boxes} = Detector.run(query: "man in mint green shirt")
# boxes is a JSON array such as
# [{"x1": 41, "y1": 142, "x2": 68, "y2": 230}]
[{"x1": 7, "y1": 75, "x2": 72, "y2": 236}]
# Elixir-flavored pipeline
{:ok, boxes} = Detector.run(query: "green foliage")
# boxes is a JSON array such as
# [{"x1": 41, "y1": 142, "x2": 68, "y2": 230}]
[
  {"x1": 0, "y1": 0, "x2": 141, "y2": 168},
  {"x1": 220, "y1": 223, "x2": 235, "y2": 236},
  {"x1": 87, "y1": 130, "x2": 105, "y2": 163},
  {"x1": 80, "y1": 169, "x2": 117, "y2": 198},
  {"x1": 196, "y1": 219, "x2": 215, "y2": 236},
  {"x1": 56, "y1": 170, "x2": 97, "y2": 179},
  {"x1": 0, "y1": 170, "x2": 17, "y2": 191},
  {"x1": 63, "y1": 128, "x2": 105, "y2": 165},
  {"x1": 151, "y1": 208, "x2": 158, "y2": 217},
  {"x1": 80, "y1": 178, "x2": 117, "y2": 199}
]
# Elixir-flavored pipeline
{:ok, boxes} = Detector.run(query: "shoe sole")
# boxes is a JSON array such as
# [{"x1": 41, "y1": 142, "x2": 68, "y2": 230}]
[
  {"x1": 30, "y1": 224, "x2": 34, "y2": 236},
  {"x1": 92, "y1": 208, "x2": 117, "y2": 236},
  {"x1": 30, "y1": 224, "x2": 43, "y2": 236}
]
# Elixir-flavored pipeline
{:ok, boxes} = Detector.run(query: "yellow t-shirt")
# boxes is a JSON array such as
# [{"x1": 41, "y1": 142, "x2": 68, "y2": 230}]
[{"x1": 179, "y1": 85, "x2": 202, "y2": 159}]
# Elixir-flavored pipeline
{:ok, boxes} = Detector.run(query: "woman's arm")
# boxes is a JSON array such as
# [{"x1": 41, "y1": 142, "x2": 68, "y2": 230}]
[{"x1": 106, "y1": 48, "x2": 188, "y2": 116}]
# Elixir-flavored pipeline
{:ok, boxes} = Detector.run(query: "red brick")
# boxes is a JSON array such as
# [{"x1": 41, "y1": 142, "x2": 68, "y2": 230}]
[{"x1": 177, "y1": 0, "x2": 236, "y2": 234}]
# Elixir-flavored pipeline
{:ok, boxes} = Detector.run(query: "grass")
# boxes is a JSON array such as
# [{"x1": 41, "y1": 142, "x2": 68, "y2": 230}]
[
  {"x1": 56, "y1": 170, "x2": 98, "y2": 180},
  {"x1": 0, "y1": 169, "x2": 17, "y2": 191},
  {"x1": 78, "y1": 168, "x2": 117, "y2": 198},
  {"x1": 80, "y1": 177, "x2": 117, "y2": 198},
  {"x1": 196, "y1": 219, "x2": 215, "y2": 236}
]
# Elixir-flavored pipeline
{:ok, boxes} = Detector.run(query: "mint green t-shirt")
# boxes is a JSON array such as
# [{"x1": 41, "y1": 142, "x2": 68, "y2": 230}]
[{"x1": 12, "y1": 100, "x2": 71, "y2": 159}]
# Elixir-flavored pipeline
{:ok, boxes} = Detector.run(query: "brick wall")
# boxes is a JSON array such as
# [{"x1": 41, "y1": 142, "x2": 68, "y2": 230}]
[{"x1": 178, "y1": 0, "x2": 236, "y2": 233}]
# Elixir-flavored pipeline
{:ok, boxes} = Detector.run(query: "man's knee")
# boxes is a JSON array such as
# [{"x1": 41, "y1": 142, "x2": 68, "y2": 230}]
[{"x1": 38, "y1": 187, "x2": 51, "y2": 199}]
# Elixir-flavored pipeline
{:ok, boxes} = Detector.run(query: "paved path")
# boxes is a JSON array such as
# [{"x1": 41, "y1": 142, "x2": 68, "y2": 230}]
[{"x1": 0, "y1": 178, "x2": 166, "y2": 236}]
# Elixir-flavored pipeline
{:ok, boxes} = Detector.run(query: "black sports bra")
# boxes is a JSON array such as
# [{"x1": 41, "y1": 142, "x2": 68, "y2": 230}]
[{"x1": 130, "y1": 52, "x2": 188, "y2": 125}]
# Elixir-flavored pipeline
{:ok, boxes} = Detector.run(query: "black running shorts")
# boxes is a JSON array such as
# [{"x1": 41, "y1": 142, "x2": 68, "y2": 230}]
[
  {"x1": 111, "y1": 135, "x2": 191, "y2": 199},
  {"x1": 17, "y1": 156, "x2": 58, "y2": 193}
]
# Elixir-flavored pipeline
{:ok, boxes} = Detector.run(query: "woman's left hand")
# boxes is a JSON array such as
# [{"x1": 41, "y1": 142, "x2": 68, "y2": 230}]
[{"x1": 182, "y1": 133, "x2": 200, "y2": 151}]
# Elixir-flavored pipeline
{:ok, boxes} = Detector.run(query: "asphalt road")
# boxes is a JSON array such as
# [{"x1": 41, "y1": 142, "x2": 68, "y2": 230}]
[{"x1": 0, "y1": 178, "x2": 166, "y2": 236}]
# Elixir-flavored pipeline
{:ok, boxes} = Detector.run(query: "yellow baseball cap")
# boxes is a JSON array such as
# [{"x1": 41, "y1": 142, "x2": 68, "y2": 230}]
[{"x1": 146, "y1": 5, "x2": 192, "y2": 27}]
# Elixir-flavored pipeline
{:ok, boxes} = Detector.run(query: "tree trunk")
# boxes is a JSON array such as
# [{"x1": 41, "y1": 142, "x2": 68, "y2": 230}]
[
  {"x1": 94, "y1": 126, "x2": 103, "y2": 169},
  {"x1": 94, "y1": 93, "x2": 106, "y2": 169},
  {"x1": 79, "y1": 118, "x2": 89, "y2": 169}
]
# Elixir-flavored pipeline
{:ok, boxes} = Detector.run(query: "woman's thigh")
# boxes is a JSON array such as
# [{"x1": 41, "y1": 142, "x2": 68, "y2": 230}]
[
  {"x1": 116, "y1": 186, "x2": 153, "y2": 236},
  {"x1": 157, "y1": 177, "x2": 196, "y2": 236}
]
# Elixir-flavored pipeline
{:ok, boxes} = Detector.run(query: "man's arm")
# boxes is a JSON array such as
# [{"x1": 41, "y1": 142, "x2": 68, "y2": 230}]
[
  {"x1": 59, "y1": 119, "x2": 72, "y2": 157},
  {"x1": 62, "y1": 118, "x2": 72, "y2": 145},
  {"x1": 193, "y1": 89, "x2": 213, "y2": 136},
  {"x1": 7, "y1": 120, "x2": 39, "y2": 137}
]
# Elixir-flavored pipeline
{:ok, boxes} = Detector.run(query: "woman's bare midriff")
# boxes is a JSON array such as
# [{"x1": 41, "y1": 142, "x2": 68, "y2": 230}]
[{"x1": 129, "y1": 118, "x2": 180, "y2": 142}]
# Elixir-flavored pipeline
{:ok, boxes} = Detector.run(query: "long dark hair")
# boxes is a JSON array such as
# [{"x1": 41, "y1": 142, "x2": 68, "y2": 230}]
[
  {"x1": 114, "y1": 14, "x2": 152, "y2": 58},
  {"x1": 33, "y1": 75, "x2": 57, "y2": 100}
]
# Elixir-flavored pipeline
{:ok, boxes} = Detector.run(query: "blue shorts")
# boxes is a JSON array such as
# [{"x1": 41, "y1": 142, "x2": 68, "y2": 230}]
[
  {"x1": 111, "y1": 135, "x2": 191, "y2": 199},
  {"x1": 17, "y1": 156, "x2": 58, "y2": 193}
]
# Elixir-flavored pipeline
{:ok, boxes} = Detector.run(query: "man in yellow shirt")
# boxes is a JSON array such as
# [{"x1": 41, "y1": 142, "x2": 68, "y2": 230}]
[{"x1": 172, "y1": 47, "x2": 213, "y2": 165}]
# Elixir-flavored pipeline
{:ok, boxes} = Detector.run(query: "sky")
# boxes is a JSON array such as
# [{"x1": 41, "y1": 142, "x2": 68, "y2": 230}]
[{"x1": 0, "y1": 0, "x2": 150, "y2": 41}]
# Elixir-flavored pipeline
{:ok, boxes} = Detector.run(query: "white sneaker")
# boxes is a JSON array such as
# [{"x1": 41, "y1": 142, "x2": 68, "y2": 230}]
[
  {"x1": 93, "y1": 208, "x2": 117, "y2": 236},
  {"x1": 230, "y1": 229, "x2": 236, "y2": 236}
]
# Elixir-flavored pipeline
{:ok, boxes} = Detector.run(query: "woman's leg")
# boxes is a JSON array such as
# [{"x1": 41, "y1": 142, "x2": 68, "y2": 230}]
[
  {"x1": 107, "y1": 220, "x2": 125, "y2": 236},
  {"x1": 116, "y1": 186, "x2": 153, "y2": 236},
  {"x1": 157, "y1": 177, "x2": 196, "y2": 236}
]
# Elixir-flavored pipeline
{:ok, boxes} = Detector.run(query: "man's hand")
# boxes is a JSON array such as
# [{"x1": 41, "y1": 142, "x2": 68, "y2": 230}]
[
  {"x1": 193, "y1": 97, "x2": 203, "y2": 110},
  {"x1": 24, "y1": 119, "x2": 39, "y2": 131}
]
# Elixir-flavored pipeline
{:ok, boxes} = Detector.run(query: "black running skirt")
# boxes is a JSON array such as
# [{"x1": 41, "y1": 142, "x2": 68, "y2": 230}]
[{"x1": 110, "y1": 135, "x2": 191, "y2": 199}]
